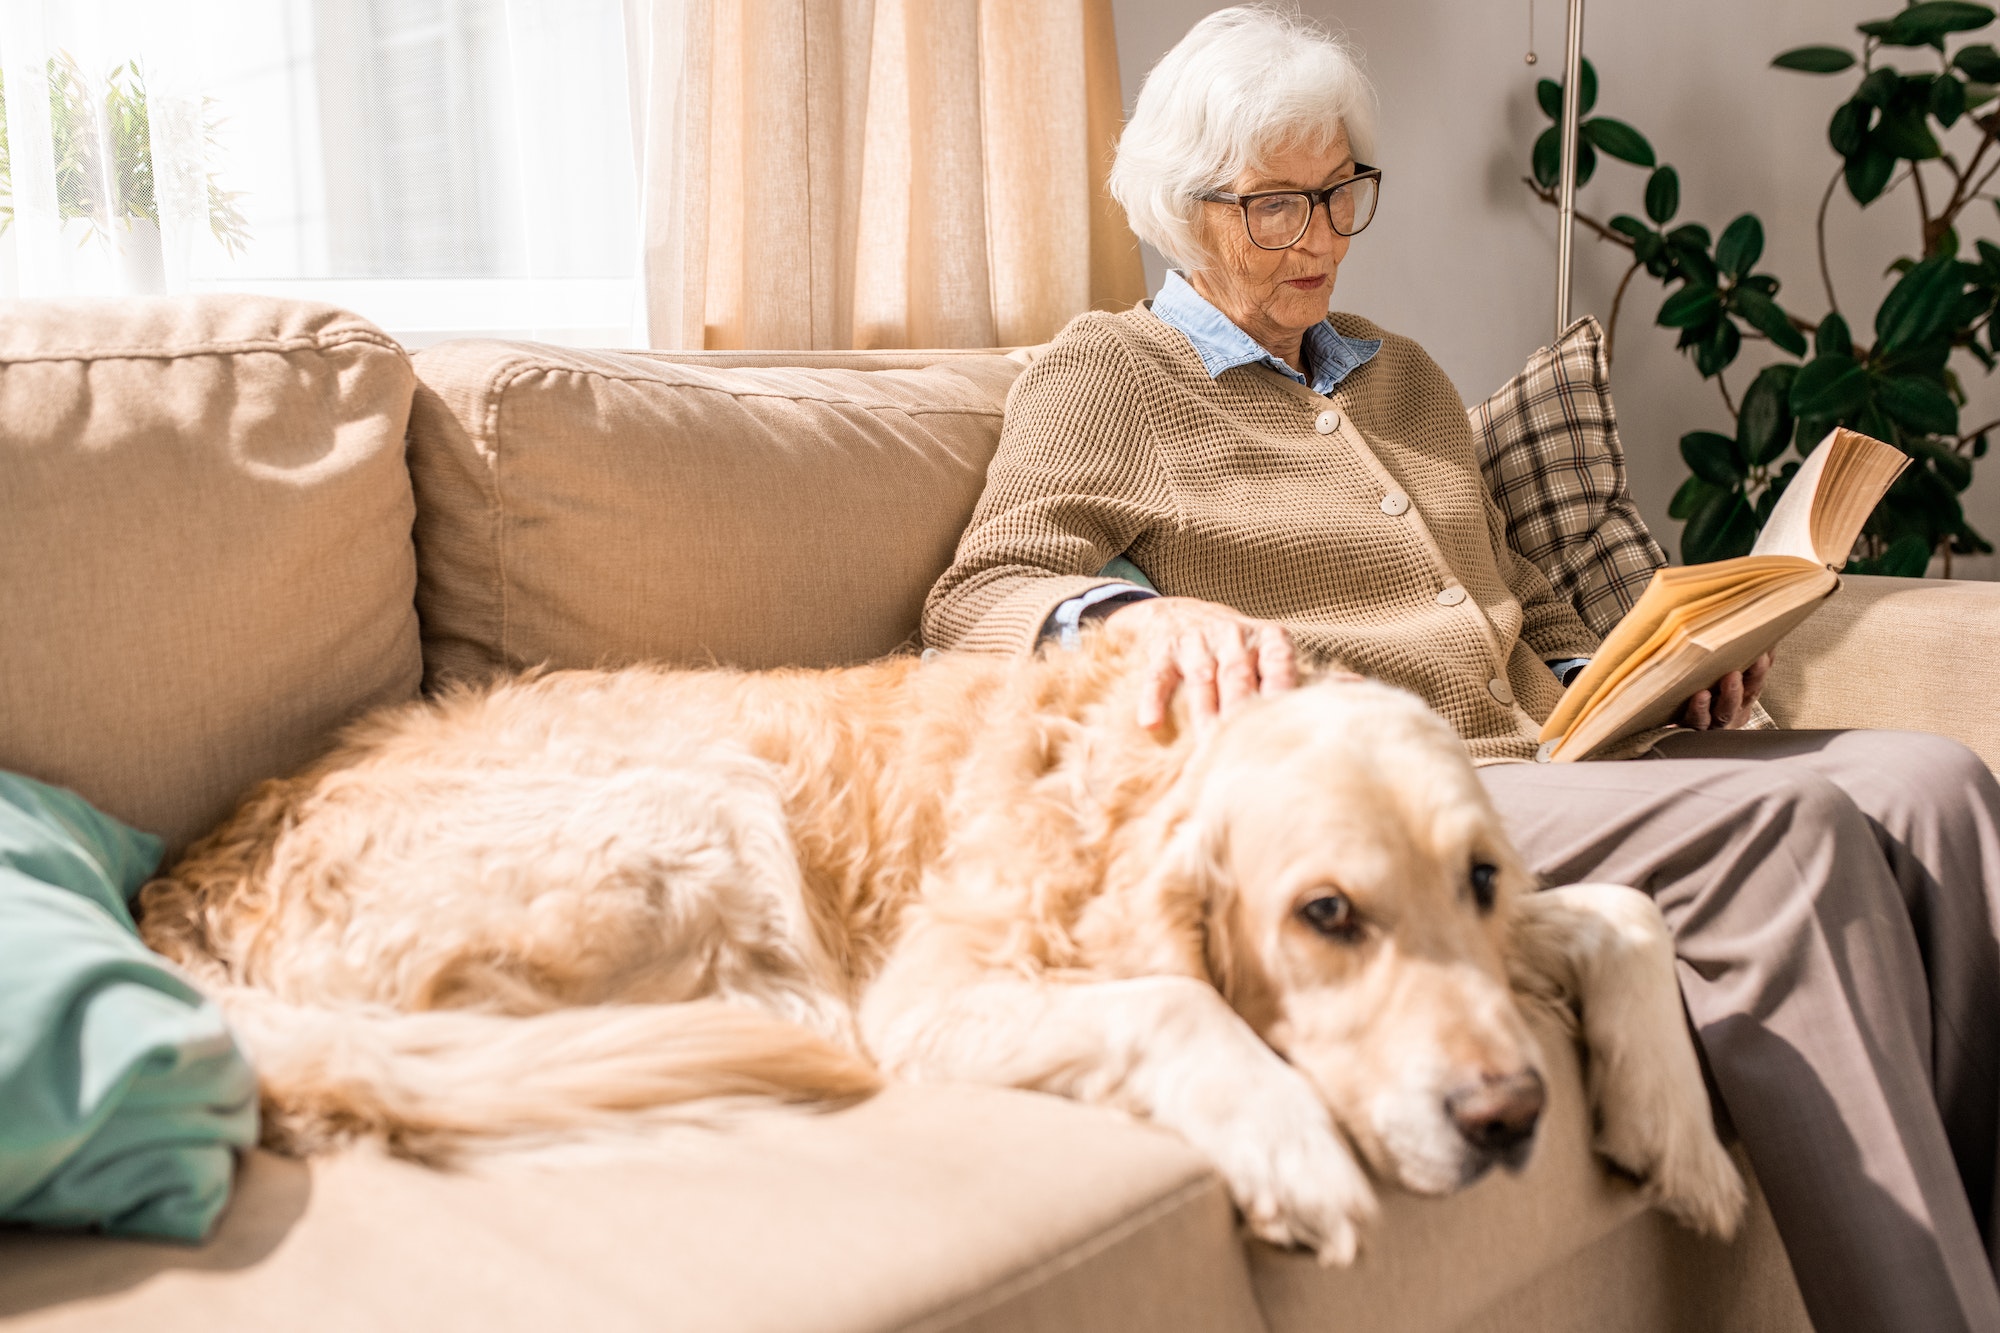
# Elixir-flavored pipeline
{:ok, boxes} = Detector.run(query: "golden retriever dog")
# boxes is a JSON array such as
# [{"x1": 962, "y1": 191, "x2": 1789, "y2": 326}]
[{"x1": 138, "y1": 632, "x2": 1744, "y2": 1263}]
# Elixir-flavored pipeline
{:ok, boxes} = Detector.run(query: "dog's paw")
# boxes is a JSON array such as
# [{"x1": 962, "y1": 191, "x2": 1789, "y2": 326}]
[
  {"x1": 1592, "y1": 1071, "x2": 1746, "y2": 1240},
  {"x1": 1192, "y1": 1074, "x2": 1378, "y2": 1265},
  {"x1": 1597, "y1": 1107, "x2": 1747, "y2": 1241}
]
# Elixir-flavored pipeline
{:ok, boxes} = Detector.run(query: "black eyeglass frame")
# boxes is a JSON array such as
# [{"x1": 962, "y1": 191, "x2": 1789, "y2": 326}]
[{"x1": 1198, "y1": 165, "x2": 1384, "y2": 248}]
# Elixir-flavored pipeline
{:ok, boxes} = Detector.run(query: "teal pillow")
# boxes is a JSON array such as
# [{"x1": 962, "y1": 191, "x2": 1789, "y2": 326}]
[
  {"x1": 1098, "y1": 554, "x2": 1157, "y2": 591},
  {"x1": 0, "y1": 773, "x2": 257, "y2": 1242}
]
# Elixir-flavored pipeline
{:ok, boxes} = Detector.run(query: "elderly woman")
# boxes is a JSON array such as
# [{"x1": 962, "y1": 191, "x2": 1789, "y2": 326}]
[{"x1": 922, "y1": 9, "x2": 2000, "y2": 1332}]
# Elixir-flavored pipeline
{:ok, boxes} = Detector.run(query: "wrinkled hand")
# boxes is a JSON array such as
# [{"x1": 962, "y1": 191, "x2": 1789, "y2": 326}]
[
  {"x1": 1676, "y1": 651, "x2": 1774, "y2": 731},
  {"x1": 1102, "y1": 597, "x2": 1304, "y2": 731}
]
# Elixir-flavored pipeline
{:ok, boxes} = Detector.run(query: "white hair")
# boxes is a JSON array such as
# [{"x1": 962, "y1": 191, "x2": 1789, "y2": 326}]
[{"x1": 1110, "y1": 6, "x2": 1379, "y2": 272}]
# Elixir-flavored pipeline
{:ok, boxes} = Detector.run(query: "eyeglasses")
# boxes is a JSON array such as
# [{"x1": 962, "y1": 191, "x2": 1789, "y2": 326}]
[{"x1": 1199, "y1": 166, "x2": 1383, "y2": 249}]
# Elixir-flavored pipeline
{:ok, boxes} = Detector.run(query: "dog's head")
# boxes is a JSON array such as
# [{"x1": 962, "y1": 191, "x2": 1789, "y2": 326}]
[{"x1": 1134, "y1": 676, "x2": 1548, "y2": 1195}]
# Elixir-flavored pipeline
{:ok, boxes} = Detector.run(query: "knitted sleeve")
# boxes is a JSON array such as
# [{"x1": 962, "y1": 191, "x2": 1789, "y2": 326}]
[{"x1": 922, "y1": 319, "x2": 1177, "y2": 655}]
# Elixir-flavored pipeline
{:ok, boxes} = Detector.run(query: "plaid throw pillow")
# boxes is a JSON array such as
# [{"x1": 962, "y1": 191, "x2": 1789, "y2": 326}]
[{"x1": 1469, "y1": 315, "x2": 1667, "y2": 639}]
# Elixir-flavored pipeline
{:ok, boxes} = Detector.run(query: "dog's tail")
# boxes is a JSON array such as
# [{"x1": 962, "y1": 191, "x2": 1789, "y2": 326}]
[{"x1": 216, "y1": 988, "x2": 881, "y2": 1160}]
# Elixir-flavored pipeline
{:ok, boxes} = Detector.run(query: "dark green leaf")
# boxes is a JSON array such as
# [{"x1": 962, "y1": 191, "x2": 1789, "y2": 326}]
[
  {"x1": 1537, "y1": 77, "x2": 1561, "y2": 121},
  {"x1": 1909, "y1": 435, "x2": 1977, "y2": 489},
  {"x1": 1582, "y1": 57, "x2": 1598, "y2": 115},
  {"x1": 1645, "y1": 165, "x2": 1680, "y2": 224},
  {"x1": 1715, "y1": 214, "x2": 1765, "y2": 277},
  {"x1": 1739, "y1": 272, "x2": 1780, "y2": 295},
  {"x1": 1636, "y1": 232, "x2": 1667, "y2": 268},
  {"x1": 1958, "y1": 42, "x2": 2000, "y2": 81},
  {"x1": 1738, "y1": 365, "x2": 1799, "y2": 465},
  {"x1": 1878, "y1": 374, "x2": 1961, "y2": 434},
  {"x1": 1681, "y1": 430, "x2": 1745, "y2": 486},
  {"x1": 1846, "y1": 142, "x2": 1897, "y2": 203},
  {"x1": 1829, "y1": 100, "x2": 1871, "y2": 156},
  {"x1": 1774, "y1": 45, "x2": 1858, "y2": 72},
  {"x1": 1669, "y1": 474, "x2": 1722, "y2": 520},
  {"x1": 1659, "y1": 283, "x2": 1721, "y2": 328},
  {"x1": 1693, "y1": 319, "x2": 1743, "y2": 377},
  {"x1": 1879, "y1": 2, "x2": 1995, "y2": 48},
  {"x1": 1791, "y1": 353, "x2": 1872, "y2": 418},
  {"x1": 1876, "y1": 255, "x2": 1967, "y2": 349},
  {"x1": 1874, "y1": 106, "x2": 1943, "y2": 159},
  {"x1": 1934, "y1": 72, "x2": 1968, "y2": 125},
  {"x1": 1582, "y1": 117, "x2": 1656, "y2": 167},
  {"x1": 1874, "y1": 534, "x2": 1936, "y2": 576},
  {"x1": 1576, "y1": 137, "x2": 1598, "y2": 186},
  {"x1": 1533, "y1": 126, "x2": 1560, "y2": 189},
  {"x1": 1977, "y1": 432, "x2": 1991, "y2": 457},
  {"x1": 1732, "y1": 287, "x2": 1810, "y2": 355},
  {"x1": 1858, "y1": 19, "x2": 1898, "y2": 37},
  {"x1": 1609, "y1": 214, "x2": 1652, "y2": 243},
  {"x1": 1682, "y1": 487, "x2": 1757, "y2": 563},
  {"x1": 1816, "y1": 311, "x2": 1854, "y2": 358},
  {"x1": 1666, "y1": 223, "x2": 1713, "y2": 251},
  {"x1": 1857, "y1": 68, "x2": 1901, "y2": 107}
]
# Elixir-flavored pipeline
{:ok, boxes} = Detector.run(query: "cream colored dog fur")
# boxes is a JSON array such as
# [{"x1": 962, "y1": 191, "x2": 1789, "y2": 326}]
[{"x1": 138, "y1": 634, "x2": 1744, "y2": 1263}]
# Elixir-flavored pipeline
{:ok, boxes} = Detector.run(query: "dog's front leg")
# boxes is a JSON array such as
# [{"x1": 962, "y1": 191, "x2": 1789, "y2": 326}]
[
  {"x1": 1508, "y1": 883, "x2": 1746, "y2": 1238},
  {"x1": 861, "y1": 962, "x2": 1376, "y2": 1264}
]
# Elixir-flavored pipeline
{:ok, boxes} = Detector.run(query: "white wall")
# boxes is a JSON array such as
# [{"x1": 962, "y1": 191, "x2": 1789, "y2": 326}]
[{"x1": 1111, "y1": 0, "x2": 2000, "y2": 576}]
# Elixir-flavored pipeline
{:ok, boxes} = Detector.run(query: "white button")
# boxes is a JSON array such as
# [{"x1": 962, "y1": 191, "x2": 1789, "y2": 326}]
[
  {"x1": 1536, "y1": 740, "x2": 1558, "y2": 763},
  {"x1": 1379, "y1": 491, "x2": 1411, "y2": 516},
  {"x1": 1435, "y1": 584, "x2": 1467, "y2": 607},
  {"x1": 1487, "y1": 676, "x2": 1515, "y2": 705},
  {"x1": 1315, "y1": 409, "x2": 1341, "y2": 434}
]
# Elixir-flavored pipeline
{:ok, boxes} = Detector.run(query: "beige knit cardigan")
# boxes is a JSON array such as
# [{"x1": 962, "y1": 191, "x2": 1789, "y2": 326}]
[{"x1": 920, "y1": 306, "x2": 1603, "y2": 764}]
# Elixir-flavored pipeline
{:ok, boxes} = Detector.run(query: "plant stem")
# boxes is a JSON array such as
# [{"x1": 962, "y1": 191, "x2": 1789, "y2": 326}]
[
  {"x1": 1716, "y1": 365, "x2": 1738, "y2": 417},
  {"x1": 1525, "y1": 181, "x2": 1638, "y2": 251},
  {"x1": 1914, "y1": 162, "x2": 1937, "y2": 253},
  {"x1": 1817, "y1": 166, "x2": 1843, "y2": 321},
  {"x1": 1958, "y1": 415, "x2": 2000, "y2": 445},
  {"x1": 1606, "y1": 259, "x2": 1643, "y2": 362}
]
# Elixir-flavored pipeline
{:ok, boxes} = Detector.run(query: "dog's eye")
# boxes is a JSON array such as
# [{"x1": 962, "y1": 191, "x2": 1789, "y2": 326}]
[
  {"x1": 1470, "y1": 863, "x2": 1499, "y2": 912},
  {"x1": 1298, "y1": 892, "x2": 1363, "y2": 942}
]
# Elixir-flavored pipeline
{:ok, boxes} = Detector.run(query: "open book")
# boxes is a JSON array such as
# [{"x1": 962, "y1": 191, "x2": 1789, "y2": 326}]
[{"x1": 1537, "y1": 428, "x2": 1910, "y2": 763}]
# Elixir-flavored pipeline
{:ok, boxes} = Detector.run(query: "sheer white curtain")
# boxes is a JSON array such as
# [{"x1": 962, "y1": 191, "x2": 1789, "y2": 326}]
[
  {"x1": 0, "y1": 0, "x2": 1140, "y2": 350},
  {"x1": 0, "y1": 0, "x2": 644, "y2": 347}
]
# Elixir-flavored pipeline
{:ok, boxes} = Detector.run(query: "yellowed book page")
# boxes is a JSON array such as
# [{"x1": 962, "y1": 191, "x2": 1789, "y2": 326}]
[
  {"x1": 1538, "y1": 556, "x2": 1810, "y2": 741},
  {"x1": 1752, "y1": 428, "x2": 1910, "y2": 567},
  {"x1": 1545, "y1": 572, "x2": 1795, "y2": 738},
  {"x1": 1551, "y1": 571, "x2": 1836, "y2": 760}
]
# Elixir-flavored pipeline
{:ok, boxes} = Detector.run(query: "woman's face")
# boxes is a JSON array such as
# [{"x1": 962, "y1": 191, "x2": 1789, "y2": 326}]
[{"x1": 1190, "y1": 126, "x2": 1356, "y2": 363}]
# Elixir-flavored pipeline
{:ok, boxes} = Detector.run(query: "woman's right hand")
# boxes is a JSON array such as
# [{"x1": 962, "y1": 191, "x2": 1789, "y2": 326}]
[{"x1": 1101, "y1": 596, "x2": 1304, "y2": 731}]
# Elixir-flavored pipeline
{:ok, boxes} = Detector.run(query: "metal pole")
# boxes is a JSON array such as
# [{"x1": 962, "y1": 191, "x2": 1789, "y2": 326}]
[{"x1": 1555, "y1": 0, "x2": 1586, "y2": 336}]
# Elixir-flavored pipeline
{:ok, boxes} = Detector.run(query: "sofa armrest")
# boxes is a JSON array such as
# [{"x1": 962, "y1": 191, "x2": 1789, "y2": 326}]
[{"x1": 1761, "y1": 574, "x2": 2000, "y2": 771}]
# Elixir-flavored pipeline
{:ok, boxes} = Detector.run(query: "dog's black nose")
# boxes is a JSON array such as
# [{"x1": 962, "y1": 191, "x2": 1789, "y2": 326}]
[{"x1": 1445, "y1": 1069, "x2": 1545, "y2": 1157}]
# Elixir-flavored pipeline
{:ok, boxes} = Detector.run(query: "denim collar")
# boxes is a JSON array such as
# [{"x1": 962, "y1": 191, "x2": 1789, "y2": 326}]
[{"x1": 1149, "y1": 269, "x2": 1381, "y2": 396}]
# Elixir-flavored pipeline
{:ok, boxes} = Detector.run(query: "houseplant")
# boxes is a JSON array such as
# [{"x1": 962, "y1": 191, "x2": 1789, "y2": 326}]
[
  {"x1": 0, "y1": 54, "x2": 249, "y2": 261},
  {"x1": 1527, "y1": 1, "x2": 2000, "y2": 575}
]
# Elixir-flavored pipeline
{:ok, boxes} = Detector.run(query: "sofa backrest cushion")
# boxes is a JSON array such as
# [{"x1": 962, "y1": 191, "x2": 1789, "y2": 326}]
[
  {"x1": 0, "y1": 297, "x2": 421, "y2": 854},
  {"x1": 406, "y1": 342, "x2": 1025, "y2": 685}
]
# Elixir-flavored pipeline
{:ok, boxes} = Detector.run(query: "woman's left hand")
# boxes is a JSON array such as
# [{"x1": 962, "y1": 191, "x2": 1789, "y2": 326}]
[{"x1": 1677, "y1": 651, "x2": 1775, "y2": 731}]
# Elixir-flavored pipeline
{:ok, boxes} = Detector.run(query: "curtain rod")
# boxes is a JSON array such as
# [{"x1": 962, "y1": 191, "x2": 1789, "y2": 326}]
[{"x1": 1555, "y1": 0, "x2": 1586, "y2": 337}]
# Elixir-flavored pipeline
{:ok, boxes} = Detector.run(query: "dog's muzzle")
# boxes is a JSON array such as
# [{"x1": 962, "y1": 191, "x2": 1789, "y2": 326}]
[{"x1": 1445, "y1": 1068, "x2": 1545, "y2": 1175}]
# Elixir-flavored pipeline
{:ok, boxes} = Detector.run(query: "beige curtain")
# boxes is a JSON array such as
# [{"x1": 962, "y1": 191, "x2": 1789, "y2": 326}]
[{"x1": 628, "y1": 0, "x2": 1145, "y2": 350}]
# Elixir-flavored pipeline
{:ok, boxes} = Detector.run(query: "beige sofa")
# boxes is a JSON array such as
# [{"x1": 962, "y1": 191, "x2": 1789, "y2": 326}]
[{"x1": 4, "y1": 297, "x2": 1997, "y2": 1333}]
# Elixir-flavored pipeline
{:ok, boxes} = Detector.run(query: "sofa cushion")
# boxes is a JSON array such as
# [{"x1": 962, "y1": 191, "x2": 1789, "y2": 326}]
[
  {"x1": 0, "y1": 297, "x2": 421, "y2": 854},
  {"x1": 406, "y1": 343, "x2": 1026, "y2": 686},
  {"x1": 0, "y1": 1084, "x2": 1264, "y2": 1333},
  {"x1": 1469, "y1": 315, "x2": 1667, "y2": 640}
]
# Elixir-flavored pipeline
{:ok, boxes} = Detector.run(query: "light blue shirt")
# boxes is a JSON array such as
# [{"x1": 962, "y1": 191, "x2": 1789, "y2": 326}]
[
  {"x1": 1149, "y1": 269, "x2": 1382, "y2": 395},
  {"x1": 1039, "y1": 275, "x2": 1587, "y2": 683}
]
